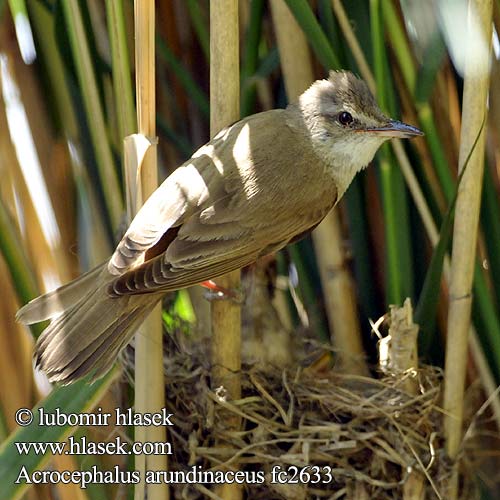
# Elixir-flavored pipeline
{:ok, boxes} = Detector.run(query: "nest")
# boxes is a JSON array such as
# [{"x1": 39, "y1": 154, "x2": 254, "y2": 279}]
[
  {"x1": 131, "y1": 341, "x2": 474, "y2": 500},
  {"x1": 122, "y1": 300, "x2": 493, "y2": 499}
]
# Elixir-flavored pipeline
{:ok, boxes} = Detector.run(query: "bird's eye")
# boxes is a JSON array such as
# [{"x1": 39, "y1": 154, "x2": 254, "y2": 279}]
[{"x1": 338, "y1": 111, "x2": 353, "y2": 126}]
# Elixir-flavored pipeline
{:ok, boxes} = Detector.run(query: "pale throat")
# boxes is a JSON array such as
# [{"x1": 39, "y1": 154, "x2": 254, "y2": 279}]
[{"x1": 312, "y1": 133, "x2": 386, "y2": 196}]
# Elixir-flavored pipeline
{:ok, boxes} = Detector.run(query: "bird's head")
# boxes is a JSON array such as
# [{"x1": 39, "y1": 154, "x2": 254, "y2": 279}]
[{"x1": 298, "y1": 71, "x2": 422, "y2": 194}]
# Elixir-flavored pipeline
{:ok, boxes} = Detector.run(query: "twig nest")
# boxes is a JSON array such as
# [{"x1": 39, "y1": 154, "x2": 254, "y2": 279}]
[{"x1": 143, "y1": 342, "x2": 479, "y2": 500}]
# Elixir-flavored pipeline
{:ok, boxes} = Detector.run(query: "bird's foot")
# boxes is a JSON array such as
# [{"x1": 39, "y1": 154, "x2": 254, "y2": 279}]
[{"x1": 201, "y1": 280, "x2": 245, "y2": 304}]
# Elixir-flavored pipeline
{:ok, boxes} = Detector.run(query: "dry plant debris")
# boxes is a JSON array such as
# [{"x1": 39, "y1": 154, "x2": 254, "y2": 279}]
[{"x1": 128, "y1": 340, "x2": 476, "y2": 500}]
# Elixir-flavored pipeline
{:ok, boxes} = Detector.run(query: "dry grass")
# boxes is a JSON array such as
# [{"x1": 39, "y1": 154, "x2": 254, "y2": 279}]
[{"x1": 120, "y1": 331, "x2": 491, "y2": 500}]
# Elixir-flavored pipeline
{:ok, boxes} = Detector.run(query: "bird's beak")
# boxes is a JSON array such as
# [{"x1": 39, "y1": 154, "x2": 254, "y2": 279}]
[{"x1": 365, "y1": 120, "x2": 424, "y2": 138}]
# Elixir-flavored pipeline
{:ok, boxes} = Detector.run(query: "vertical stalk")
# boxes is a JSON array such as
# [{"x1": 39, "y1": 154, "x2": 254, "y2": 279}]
[
  {"x1": 335, "y1": 0, "x2": 500, "y2": 430},
  {"x1": 106, "y1": 0, "x2": 136, "y2": 142},
  {"x1": 240, "y1": 0, "x2": 265, "y2": 117},
  {"x1": 61, "y1": 0, "x2": 123, "y2": 231},
  {"x1": 133, "y1": 2, "x2": 168, "y2": 500},
  {"x1": 443, "y1": 0, "x2": 492, "y2": 498},
  {"x1": 271, "y1": 0, "x2": 366, "y2": 375},
  {"x1": 106, "y1": 0, "x2": 136, "y2": 221},
  {"x1": 210, "y1": 1, "x2": 242, "y2": 499},
  {"x1": 370, "y1": 0, "x2": 414, "y2": 305},
  {"x1": 387, "y1": 300, "x2": 429, "y2": 499},
  {"x1": 270, "y1": 0, "x2": 313, "y2": 97},
  {"x1": 28, "y1": 0, "x2": 112, "y2": 265}
]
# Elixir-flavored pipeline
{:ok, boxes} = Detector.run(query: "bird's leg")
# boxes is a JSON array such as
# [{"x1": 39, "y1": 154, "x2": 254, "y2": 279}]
[{"x1": 201, "y1": 280, "x2": 245, "y2": 304}]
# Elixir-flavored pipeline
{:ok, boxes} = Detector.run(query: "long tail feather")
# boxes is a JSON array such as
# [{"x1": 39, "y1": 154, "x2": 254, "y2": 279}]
[
  {"x1": 18, "y1": 265, "x2": 161, "y2": 384},
  {"x1": 16, "y1": 262, "x2": 107, "y2": 324}
]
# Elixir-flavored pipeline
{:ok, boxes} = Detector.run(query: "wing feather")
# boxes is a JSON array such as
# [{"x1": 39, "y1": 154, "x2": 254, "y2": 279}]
[
  {"x1": 110, "y1": 107, "x2": 338, "y2": 292},
  {"x1": 108, "y1": 165, "x2": 208, "y2": 274}
]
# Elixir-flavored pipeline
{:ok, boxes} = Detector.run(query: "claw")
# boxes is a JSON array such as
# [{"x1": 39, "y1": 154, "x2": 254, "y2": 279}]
[{"x1": 201, "y1": 280, "x2": 245, "y2": 304}]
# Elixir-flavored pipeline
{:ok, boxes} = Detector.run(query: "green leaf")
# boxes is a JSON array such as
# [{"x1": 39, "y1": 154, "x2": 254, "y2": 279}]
[
  {"x1": 416, "y1": 117, "x2": 486, "y2": 353},
  {"x1": 186, "y1": 0, "x2": 209, "y2": 61},
  {"x1": 283, "y1": 0, "x2": 340, "y2": 70},
  {"x1": 8, "y1": 0, "x2": 36, "y2": 64},
  {"x1": 472, "y1": 263, "x2": 500, "y2": 381},
  {"x1": 371, "y1": 0, "x2": 413, "y2": 304},
  {"x1": 156, "y1": 36, "x2": 209, "y2": 118},
  {"x1": 480, "y1": 167, "x2": 500, "y2": 309},
  {"x1": 241, "y1": 0, "x2": 265, "y2": 117},
  {"x1": 61, "y1": 0, "x2": 123, "y2": 231},
  {"x1": 0, "y1": 195, "x2": 45, "y2": 338},
  {"x1": 0, "y1": 369, "x2": 119, "y2": 500},
  {"x1": 414, "y1": 30, "x2": 446, "y2": 105}
]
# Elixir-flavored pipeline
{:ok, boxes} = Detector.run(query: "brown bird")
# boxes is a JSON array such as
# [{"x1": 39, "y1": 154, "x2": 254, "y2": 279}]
[{"x1": 17, "y1": 71, "x2": 422, "y2": 384}]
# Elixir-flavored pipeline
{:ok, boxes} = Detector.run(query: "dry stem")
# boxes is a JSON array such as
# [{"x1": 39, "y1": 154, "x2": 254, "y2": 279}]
[
  {"x1": 443, "y1": 1, "x2": 492, "y2": 498},
  {"x1": 209, "y1": 1, "x2": 242, "y2": 499},
  {"x1": 133, "y1": 2, "x2": 168, "y2": 499},
  {"x1": 271, "y1": 0, "x2": 366, "y2": 375}
]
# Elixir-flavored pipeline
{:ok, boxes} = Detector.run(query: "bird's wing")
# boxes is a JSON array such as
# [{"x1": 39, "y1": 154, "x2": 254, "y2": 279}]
[
  {"x1": 108, "y1": 162, "x2": 208, "y2": 275},
  {"x1": 109, "y1": 108, "x2": 338, "y2": 294},
  {"x1": 108, "y1": 109, "x2": 286, "y2": 275},
  {"x1": 109, "y1": 208, "x2": 329, "y2": 295}
]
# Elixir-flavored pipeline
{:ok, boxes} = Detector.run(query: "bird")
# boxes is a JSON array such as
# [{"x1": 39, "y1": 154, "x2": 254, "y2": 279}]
[{"x1": 16, "y1": 71, "x2": 423, "y2": 384}]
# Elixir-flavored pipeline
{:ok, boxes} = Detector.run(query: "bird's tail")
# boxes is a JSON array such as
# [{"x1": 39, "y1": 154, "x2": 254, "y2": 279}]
[{"x1": 16, "y1": 265, "x2": 161, "y2": 384}]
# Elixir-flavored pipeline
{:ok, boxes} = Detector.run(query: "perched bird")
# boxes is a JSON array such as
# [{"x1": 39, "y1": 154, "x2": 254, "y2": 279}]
[{"x1": 17, "y1": 71, "x2": 422, "y2": 384}]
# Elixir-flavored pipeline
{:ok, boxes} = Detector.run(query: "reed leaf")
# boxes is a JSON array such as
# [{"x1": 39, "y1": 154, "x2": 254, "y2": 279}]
[
  {"x1": 416, "y1": 118, "x2": 485, "y2": 353},
  {"x1": 61, "y1": 0, "x2": 123, "y2": 231},
  {"x1": 0, "y1": 370, "x2": 118, "y2": 500},
  {"x1": 240, "y1": 0, "x2": 264, "y2": 117},
  {"x1": 283, "y1": 0, "x2": 340, "y2": 69},
  {"x1": 371, "y1": 0, "x2": 414, "y2": 304}
]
